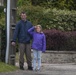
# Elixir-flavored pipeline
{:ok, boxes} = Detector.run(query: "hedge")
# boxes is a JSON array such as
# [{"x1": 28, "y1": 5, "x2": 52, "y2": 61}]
[
  {"x1": 17, "y1": 5, "x2": 76, "y2": 31},
  {"x1": 0, "y1": 25, "x2": 6, "y2": 62},
  {"x1": 44, "y1": 29, "x2": 76, "y2": 51}
]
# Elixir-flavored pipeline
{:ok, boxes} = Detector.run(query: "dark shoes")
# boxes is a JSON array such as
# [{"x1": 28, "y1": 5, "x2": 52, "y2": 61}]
[
  {"x1": 20, "y1": 66, "x2": 32, "y2": 70},
  {"x1": 20, "y1": 66, "x2": 24, "y2": 70},
  {"x1": 28, "y1": 66, "x2": 33, "y2": 70},
  {"x1": 20, "y1": 66, "x2": 33, "y2": 70}
]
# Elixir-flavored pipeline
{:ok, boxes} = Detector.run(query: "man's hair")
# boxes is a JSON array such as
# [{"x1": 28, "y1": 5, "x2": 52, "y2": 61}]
[{"x1": 20, "y1": 12, "x2": 26, "y2": 15}]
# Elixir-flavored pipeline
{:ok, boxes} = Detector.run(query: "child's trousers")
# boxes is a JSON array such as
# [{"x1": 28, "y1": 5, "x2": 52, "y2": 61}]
[{"x1": 33, "y1": 49, "x2": 42, "y2": 70}]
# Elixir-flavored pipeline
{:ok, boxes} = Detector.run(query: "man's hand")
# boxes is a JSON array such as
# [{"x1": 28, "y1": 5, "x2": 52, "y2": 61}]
[{"x1": 11, "y1": 42, "x2": 16, "y2": 46}]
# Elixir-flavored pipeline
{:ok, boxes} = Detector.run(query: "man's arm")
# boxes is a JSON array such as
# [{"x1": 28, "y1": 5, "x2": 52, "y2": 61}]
[{"x1": 12, "y1": 22, "x2": 20, "y2": 46}]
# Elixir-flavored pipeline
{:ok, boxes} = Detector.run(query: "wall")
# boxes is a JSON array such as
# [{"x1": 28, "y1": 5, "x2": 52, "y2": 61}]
[{"x1": 32, "y1": 51, "x2": 76, "y2": 64}]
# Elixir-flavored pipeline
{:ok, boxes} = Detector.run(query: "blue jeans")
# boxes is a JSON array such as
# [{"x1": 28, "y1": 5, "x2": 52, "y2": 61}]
[{"x1": 33, "y1": 49, "x2": 42, "y2": 70}]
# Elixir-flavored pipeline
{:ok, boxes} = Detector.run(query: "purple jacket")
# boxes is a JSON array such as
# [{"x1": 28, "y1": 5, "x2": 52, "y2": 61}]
[{"x1": 28, "y1": 27, "x2": 46, "y2": 52}]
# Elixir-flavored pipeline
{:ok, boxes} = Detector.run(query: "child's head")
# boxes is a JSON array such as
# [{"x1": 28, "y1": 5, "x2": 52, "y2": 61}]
[{"x1": 35, "y1": 25, "x2": 42, "y2": 33}]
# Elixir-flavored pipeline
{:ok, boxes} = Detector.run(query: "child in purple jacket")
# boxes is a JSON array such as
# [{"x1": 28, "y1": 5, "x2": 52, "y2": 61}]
[{"x1": 28, "y1": 25, "x2": 46, "y2": 71}]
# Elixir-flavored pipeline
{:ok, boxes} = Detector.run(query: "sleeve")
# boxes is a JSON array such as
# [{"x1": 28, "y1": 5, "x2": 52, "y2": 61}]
[
  {"x1": 28, "y1": 26, "x2": 35, "y2": 35},
  {"x1": 42, "y1": 34, "x2": 46, "y2": 52},
  {"x1": 30, "y1": 23, "x2": 33, "y2": 28},
  {"x1": 12, "y1": 23, "x2": 20, "y2": 42}
]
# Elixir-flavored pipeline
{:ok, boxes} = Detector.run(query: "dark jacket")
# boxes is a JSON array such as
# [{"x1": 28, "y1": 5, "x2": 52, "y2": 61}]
[
  {"x1": 12, "y1": 20, "x2": 32, "y2": 43},
  {"x1": 28, "y1": 27, "x2": 46, "y2": 52}
]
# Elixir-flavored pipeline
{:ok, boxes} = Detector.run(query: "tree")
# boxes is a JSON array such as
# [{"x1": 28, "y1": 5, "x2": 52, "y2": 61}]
[{"x1": 31, "y1": 0, "x2": 76, "y2": 10}]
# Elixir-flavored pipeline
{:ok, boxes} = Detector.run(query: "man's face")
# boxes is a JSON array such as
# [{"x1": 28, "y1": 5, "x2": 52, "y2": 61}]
[{"x1": 21, "y1": 13, "x2": 27, "y2": 20}]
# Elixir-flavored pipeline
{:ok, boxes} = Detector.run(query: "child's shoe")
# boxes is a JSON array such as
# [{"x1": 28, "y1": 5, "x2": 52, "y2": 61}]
[
  {"x1": 36, "y1": 68, "x2": 40, "y2": 71},
  {"x1": 33, "y1": 68, "x2": 36, "y2": 71}
]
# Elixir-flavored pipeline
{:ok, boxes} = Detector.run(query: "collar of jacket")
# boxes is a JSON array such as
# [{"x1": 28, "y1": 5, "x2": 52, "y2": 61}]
[{"x1": 21, "y1": 20, "x2": 27, "y2": 23}]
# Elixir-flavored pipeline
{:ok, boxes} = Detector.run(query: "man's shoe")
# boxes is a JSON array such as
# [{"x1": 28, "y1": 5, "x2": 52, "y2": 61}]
[
  {"x1": 20, "y1": 66, "x2": 24, "y2": 70},
  {"x1": 28, "y1": 66, "x2": 33, "y2": 70}
]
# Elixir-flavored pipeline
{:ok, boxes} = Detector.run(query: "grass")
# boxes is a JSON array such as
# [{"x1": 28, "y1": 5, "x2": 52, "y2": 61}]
[
  {"x1": 0, "y1": 62, "x2": 18, "y2": 73},
  {"x1": 0, "y1": 52, "x2": 26, "y2": 73}
]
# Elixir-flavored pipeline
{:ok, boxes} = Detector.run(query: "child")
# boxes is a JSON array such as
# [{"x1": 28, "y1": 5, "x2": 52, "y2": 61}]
[{"x1": 28, "y1": 25, "x2": 46, "y2": 71}]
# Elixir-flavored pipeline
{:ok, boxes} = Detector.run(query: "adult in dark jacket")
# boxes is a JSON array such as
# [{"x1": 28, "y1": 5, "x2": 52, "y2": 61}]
[{"x1": 12, "y1": 12, "x2": 32, "y2": 70}]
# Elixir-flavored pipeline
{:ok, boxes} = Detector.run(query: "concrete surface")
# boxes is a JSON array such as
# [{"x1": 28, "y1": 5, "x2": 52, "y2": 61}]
[{"x1": 1, "y1": 63, "x2": 76, "y2": 75}]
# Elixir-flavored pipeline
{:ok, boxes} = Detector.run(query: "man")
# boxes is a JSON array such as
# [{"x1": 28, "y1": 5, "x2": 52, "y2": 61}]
[{"x1": 12, "y1": 12, "x2": 33, "y2": 70}]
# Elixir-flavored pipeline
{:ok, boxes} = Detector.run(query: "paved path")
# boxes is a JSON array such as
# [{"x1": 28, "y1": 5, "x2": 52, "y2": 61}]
[{"x1": 1, "y1": 63, "x2": 76, "y2": 75}]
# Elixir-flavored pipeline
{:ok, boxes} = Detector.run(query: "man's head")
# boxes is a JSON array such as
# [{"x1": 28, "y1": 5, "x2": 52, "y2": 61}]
[{"x1": 20, "y1": 12, "x2": 27, "y2": 21}]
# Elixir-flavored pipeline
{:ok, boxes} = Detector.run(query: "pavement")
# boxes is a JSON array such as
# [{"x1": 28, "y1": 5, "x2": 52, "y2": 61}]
[{"x1": 1, "y1": 63, "x2": 76, "y2": 75}]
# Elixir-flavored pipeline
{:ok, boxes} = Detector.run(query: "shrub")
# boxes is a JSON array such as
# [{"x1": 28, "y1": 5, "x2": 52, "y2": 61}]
[
  {"x1": 0, "y1": 25, "x2": 6, "y2": 62},
  {"x1": 17, "y1": 5, "x2": 76, "y2": 51},
  {"x1": 17, "y1": 5, "x2": 76, "y2": 31},
  {"x1": 64, "y1": 31, "x2": 76, "y2": 50},
  {"x1": 44, "y1": 29, "x2": 67, "y2": 50},
  {"x1": 44, "y1": 29, "x2": 76, "y2": 51}
]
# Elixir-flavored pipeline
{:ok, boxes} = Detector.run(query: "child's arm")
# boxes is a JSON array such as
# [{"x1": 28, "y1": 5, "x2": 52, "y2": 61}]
[
  {"x1": 28, "y1": 26, "x2": 35, "y2": 35},
  {"x1": 42, "y1": 34, "x2": 46, "y2": 52}
]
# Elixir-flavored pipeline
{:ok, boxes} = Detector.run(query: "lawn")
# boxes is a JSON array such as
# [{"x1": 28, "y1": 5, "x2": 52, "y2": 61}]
[
  {"x1": 0, "y1": 62, "x2": 18, "y2": 73},
  {"x1": 0, "y1": 52, "x2": 26, "y2": 73}
]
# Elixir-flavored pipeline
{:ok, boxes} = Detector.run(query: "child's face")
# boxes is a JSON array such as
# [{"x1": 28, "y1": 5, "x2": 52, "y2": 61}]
[{"x1": 36, "y1": 27, "x2": 41, "y2": 33}]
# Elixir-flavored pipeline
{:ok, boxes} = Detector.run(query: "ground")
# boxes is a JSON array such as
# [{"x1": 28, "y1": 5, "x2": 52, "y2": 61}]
[{"x1": 1, "y1": 63, "x2": 76, "y2": 75}]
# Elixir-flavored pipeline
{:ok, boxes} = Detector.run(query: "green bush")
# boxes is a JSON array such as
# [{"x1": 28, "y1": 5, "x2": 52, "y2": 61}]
[
  {"x1": 17, "y1": 0, "x2": 76, "y2": 10},
  {"x1": 17, "y1": 5, "x2": 76, "y2": 51},
  {"x1": 18, "y1": 5, "x2": 76, "y2": 31},
  {"x1": 0, "y1": 12, "x2": 6, "y2": 62}
]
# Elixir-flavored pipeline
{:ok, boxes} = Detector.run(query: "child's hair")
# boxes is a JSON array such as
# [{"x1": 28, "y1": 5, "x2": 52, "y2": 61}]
[{"x1": 36, "y1": 25, "x2": 43, "y2": 32}]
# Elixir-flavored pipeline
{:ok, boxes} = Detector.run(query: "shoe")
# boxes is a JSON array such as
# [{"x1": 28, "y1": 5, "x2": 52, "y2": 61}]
[
  {"x1": 28, "y1": 66, "x2": 33, "y2": 70},
  {"x1": 36, "y1": 68, "x2": 40, "y2": 71},
  {"x1": 20, "y1": 66, "x2": 24, "y2": 70},
  {"x1": 33, "y1": 68, "x2": 36, "y2": 71}
]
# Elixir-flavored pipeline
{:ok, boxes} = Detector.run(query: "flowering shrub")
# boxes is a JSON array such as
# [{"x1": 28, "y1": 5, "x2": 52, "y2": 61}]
[{"x1": 44, "y1": 29, "x2": 76, "y2": 51}]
